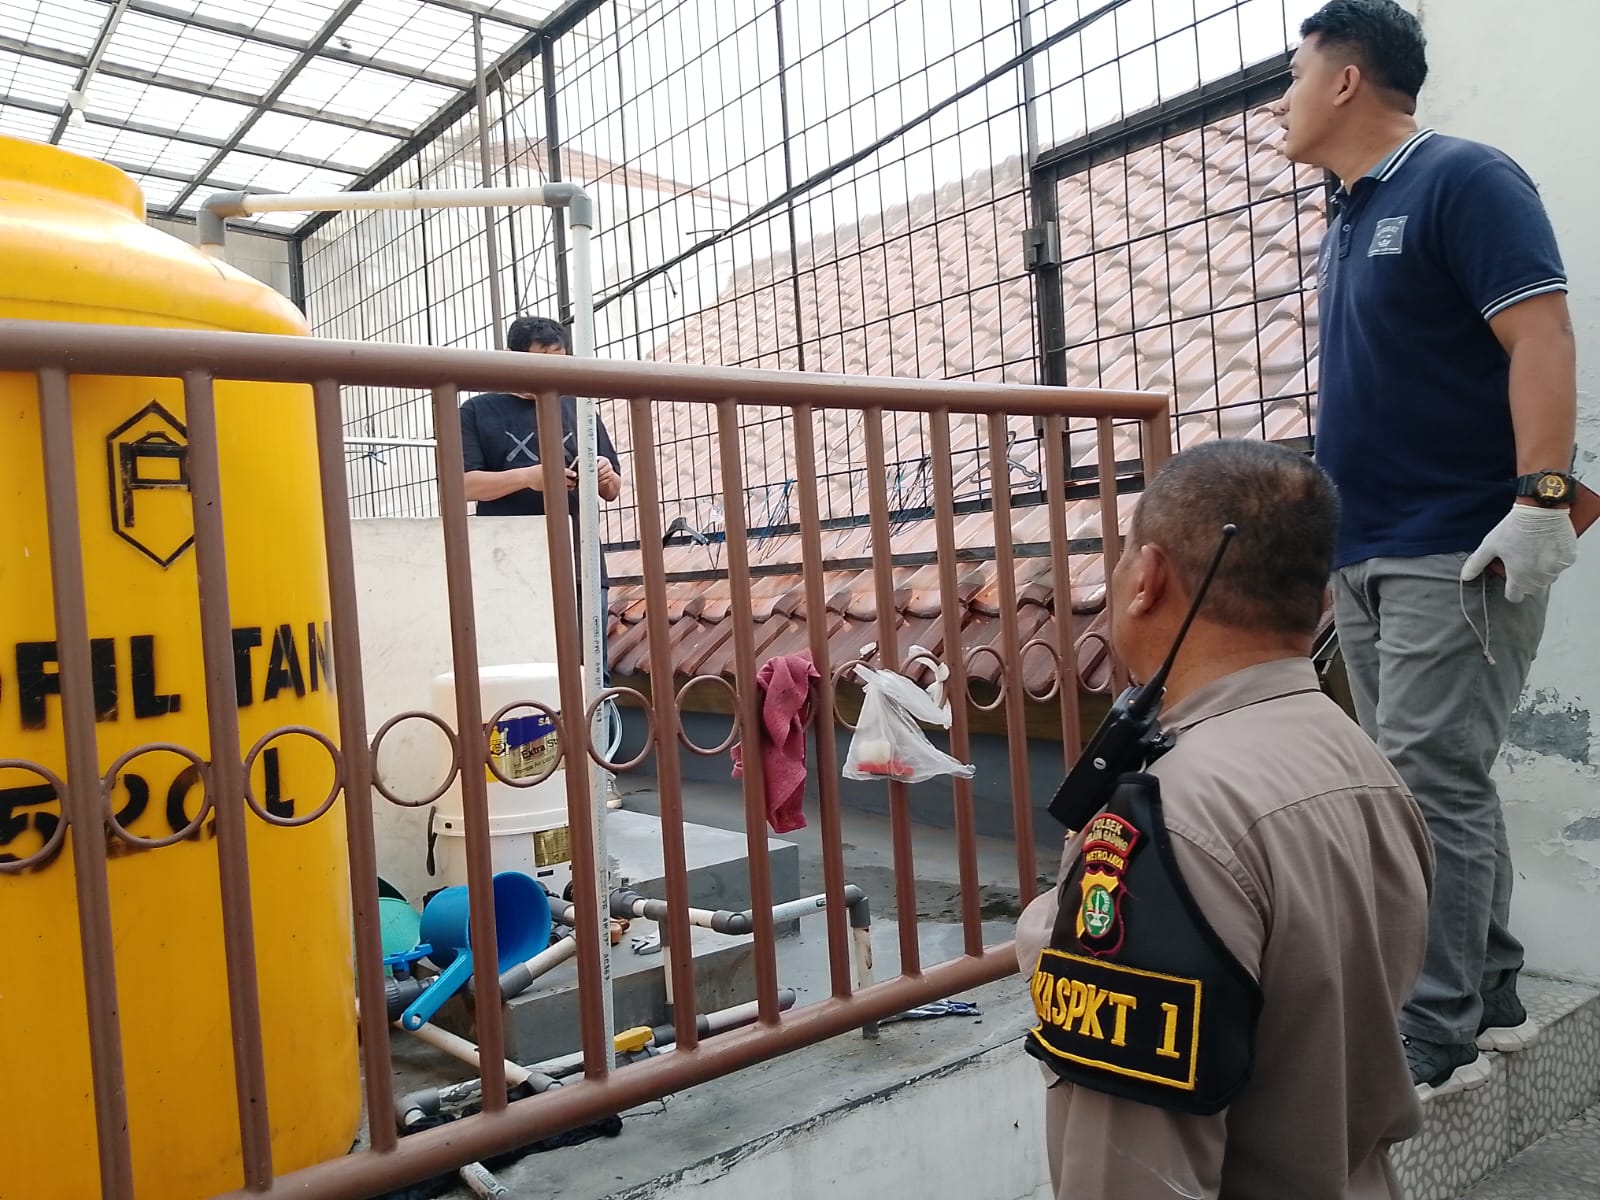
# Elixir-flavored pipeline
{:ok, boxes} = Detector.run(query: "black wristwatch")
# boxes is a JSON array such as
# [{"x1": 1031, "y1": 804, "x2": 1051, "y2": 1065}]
[{"x1": 1514, "y1": 470, "x2": 1576, "y2": 507}]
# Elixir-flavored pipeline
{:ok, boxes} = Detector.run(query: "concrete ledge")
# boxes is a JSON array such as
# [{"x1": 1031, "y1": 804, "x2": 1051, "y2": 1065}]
[
  {"x1": 463, "y1": 968, "x2": 1600, "y2": 1199},
  {"x1": 411, "y1": 919, "x2": 1039, "y2": 1200},
  {"x1": 1393, "y1": 974, "x2": 1600, "y2": 1200},
  {"x1": 606, "y1": 807, "x2": 801, "y2": 915},
  {"x1": 431, "y1": 924, "x2": 760, "y2": 1064}
]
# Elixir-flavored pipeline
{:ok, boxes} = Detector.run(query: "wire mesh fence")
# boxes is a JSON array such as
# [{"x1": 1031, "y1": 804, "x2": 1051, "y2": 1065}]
[{"x1": 298, "y1": 0, "x2": 1324, "y2": 545}]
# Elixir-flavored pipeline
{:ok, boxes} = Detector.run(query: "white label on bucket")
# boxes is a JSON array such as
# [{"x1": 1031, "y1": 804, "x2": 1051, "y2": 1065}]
[{"x1": 534, "y1": 825, "x2": 570, "y2": 867}]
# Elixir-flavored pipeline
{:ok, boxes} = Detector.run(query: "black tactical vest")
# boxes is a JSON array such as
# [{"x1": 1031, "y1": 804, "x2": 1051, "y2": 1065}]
[{"x1": 1024, "y1": 772, "x2": 1262, "y2": 1115}]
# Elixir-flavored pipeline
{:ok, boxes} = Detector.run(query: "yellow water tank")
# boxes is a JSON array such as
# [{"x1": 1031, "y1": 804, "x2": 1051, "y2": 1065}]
[{"x1": 0, "y1": 136, "x2": 359, "y2": 1197}]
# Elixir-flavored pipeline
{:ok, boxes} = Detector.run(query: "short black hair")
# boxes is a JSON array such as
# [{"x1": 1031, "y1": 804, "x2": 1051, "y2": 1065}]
[
  {"x1": 507, "y1": 315, "x2": 570, "y2": 353},
  {"x1": 1301, "y1": 1, "x2": 1427, "y2": 106},
  {"x1": 1130, "y1": 439, "x2": 1338, "y2": 637}
]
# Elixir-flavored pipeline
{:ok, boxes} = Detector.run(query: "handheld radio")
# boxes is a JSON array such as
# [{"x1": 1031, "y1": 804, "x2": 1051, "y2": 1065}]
[{"x1": 1046, "y1": 523, "x2": 1238, "y2": 831}]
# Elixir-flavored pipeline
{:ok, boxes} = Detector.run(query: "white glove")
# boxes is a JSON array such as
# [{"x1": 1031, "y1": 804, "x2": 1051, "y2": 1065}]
[{"x1": 1461, "y1": 504, "x2": 1578, "y2": 602}]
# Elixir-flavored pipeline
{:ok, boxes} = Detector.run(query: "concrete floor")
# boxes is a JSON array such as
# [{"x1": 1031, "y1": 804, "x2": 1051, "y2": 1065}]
[{"x1": 1456, "y1": 1104, "x2": 1600, "y2": 1198}]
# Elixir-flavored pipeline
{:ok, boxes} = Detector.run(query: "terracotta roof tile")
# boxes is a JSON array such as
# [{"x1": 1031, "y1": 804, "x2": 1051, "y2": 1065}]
[{"x1": 606, "y1": 105, "x2": 1322, "y2": 698}]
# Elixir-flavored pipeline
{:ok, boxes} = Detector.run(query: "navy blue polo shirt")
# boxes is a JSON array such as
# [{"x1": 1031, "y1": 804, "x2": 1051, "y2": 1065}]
[{"x1": 1314, "y1": 129, "x2": 1568, "y2": 568}]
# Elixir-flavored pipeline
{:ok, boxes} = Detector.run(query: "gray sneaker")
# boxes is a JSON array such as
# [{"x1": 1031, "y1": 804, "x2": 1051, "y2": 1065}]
[
  {"x1": 1477, "y1": 985, "x2": 1539, "y2": 1052},
  {"x1": 1405, "y1": 1035, "x2": 1493, "y2": 1099}
]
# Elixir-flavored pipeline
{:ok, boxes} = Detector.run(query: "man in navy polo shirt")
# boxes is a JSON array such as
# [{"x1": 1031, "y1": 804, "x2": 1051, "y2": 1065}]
[{"x1": 1276, "y1": 0, "x2": 1579, "y2": 1098}]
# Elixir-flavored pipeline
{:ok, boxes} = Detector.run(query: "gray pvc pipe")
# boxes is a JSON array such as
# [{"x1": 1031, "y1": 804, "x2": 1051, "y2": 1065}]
[
  {"x1": 530, "y1": 988, "x2": 799, "y2": 1079},
  {"x1": 603, "y1": 884, "x2": 868, "y2": 937},
  {"x1": 487, "y1": 932, "x2": 578, "y2": 1003}
]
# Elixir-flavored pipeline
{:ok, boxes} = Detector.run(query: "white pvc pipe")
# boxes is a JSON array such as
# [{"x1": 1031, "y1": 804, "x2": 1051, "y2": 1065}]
[
  {"x1": 495, "y1": 932, "x2": 578, "y2": 1001},
  {"x1": 400, "y1": 1019, "x2": 535, "y2": 1088},
  {"x1": 566, "y1": 213, "x2": 615, "y2": 1074},
  {"x1": 852, "y1": 924, "x2": 879, "y2": 1040},
  {"x1": 230, "y1": 186, "x2": 556, "y2": 216},
  {"x1": 767, "y1": 892, "x2": 835, "y2": 925},
  {"x1": 458, "y1": 1162, "x2": 511, "y2": 1198},
  {"x1": 518, "y1": 932, "x2": 578, "y2": 978},
  {"x1": 530, "y1": 990, "x2": 797, "y2": 1079},
  {"x1": 604, "y1": 885, "x2": 865, "y2": 935}
]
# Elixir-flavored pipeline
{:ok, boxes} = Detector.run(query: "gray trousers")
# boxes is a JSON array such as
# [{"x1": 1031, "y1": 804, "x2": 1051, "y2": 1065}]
[{"x1": 1334, "y1": 552, "x2": 1548, "y2": 1046}]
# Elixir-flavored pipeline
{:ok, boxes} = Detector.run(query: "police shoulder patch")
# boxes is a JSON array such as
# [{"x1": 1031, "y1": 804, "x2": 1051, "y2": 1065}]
[
  {"x1": 1073, "y1": 812, "x2": 1139, "y2": 955},
  {"x1": 1028, "y1": 948, "x2": 1203, "y2": 1094}
]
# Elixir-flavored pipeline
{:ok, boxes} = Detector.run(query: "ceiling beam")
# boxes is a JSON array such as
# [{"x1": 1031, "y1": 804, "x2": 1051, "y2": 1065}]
[
  {"x1": 50, "y1": 0, "x2": 132, "y2": 145},
  {"x1": 414, "y1": 0, "x2": 543, "y2": 32},
  {"x1": 86, "y1": 0, "x2": 478, "y2": 88},
  {"x1": 96, "y1": 111, "x2": 372, "y2": 174},
  {"x1": 0, "y1": 32, "x2": 414, "y2": 139},
  {"x1": 294, "y1": 27, "x2": 548, "y2": 239},
  {"x1": 290, "y1": 0, "x2": 615, "y2": 240},
  {"x1": 537, "y1": 0, "x2": 609, "y2": 40},
  {"x1": 148, "y1": 209, "x2": 299, "y2": 242},
  {"x1": 105, "y1": 157, "x2": 333, "y2": 201},
  {"x1": 7, "y1": 0, "x2": 613, "y2": 241},
  {"x1": 83, "y1": 157, "x2": 311, "y2": 227},
  {"x1": 4, "y1": 91, "x2": 371, "y2": 174},
  {"x1": 167, "y1": 0, "x2": 368, "y2": 213},
  {"x1": 102, "y1": 156, "x2": 239, "y2": 188},
  {"x1": 1, "y1": 89, "x2": 56, "y2": 117}
]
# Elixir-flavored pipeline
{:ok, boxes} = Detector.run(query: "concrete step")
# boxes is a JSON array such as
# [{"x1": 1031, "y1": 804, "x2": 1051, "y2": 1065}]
[
  {"x1": 1454, "y1": 1102, "x2": 1600, "y2": 1198},
  {"x1": 1393, "y1": 974, "x2": 1600, "y2": 1200}
]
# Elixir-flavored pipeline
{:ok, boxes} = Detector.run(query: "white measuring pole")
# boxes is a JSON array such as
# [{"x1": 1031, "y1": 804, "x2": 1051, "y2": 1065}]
[{"x1": 566, "y1": 200, "x2": 616, "y2": 1072}]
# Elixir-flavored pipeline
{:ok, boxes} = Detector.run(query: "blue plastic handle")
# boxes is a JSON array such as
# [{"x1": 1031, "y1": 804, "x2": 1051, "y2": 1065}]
[{"x1": 399, "y1": 950, "x2": 474, "y2": 1031}]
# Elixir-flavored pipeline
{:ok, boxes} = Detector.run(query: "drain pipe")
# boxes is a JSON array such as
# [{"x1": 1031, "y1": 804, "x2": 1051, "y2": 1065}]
[
  {"x1": 392, "y1": 993, "x2": 796, "y2": 1197},
  {"x1": 548, "y1": 883, "x2": 870, "y2": 937},
  {"x1": 400, "y1": 1020, "x2": 560, "y2": 1099},
  {"x1": 849, "y1": 890, "x2": 878, "y2": 1040},
  {"x1": 527, "y1": 989, "x2": 799, "y2": 1080},
  {"x1": 384, "y1": 929, "x2": 581, "y2": 1017},
  {"x1": 396, "y1": 883, "x2": 876, "y2": 1043},
  {"x1": 553, "y1": 884, "x2": 876, "y2": 1038},
  {"x1": 398, "y1": 1042, "x2": 558, "y2": 1200},
  {"x1": 201, "y1": 179, "x2": 617, "y2": 1068},
  {"x1": 488, "y1": 929, "x2": 579, "y2": 1003},
  {"x1": 396, "y1": 990, "x2": 794, "y2": 1131}
]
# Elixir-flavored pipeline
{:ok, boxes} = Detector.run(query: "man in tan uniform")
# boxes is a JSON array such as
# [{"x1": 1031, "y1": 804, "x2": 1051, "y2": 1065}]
[{"x1": 1017, "y1": 439, "x2": 1435, "y2": 1198}]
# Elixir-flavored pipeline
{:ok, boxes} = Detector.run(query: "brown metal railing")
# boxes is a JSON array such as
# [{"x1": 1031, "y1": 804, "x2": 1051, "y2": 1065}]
[{"x1": 0, "y1": 318, "x2": 1168, "y2": 1200}]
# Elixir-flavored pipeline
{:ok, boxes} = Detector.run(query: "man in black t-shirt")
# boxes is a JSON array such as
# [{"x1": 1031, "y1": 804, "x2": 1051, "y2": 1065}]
[{"x1": 459, "y1": 315, "x2": 625, "y2": 807}]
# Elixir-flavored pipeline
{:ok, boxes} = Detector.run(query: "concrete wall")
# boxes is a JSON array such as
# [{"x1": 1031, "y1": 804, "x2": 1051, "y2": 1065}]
[
  {"x1": 621, "y1": 711, "x2": 1076, "y2": 853},
  {"x1": 1405, "y1": 0, "x2": 1600, "y2": 980},
  {"x1": 147, "y1": 215, "x2": 296, "y2": 302},
  {"x1": 351, "y1": 517, "x2": 555, "y2": 903}
]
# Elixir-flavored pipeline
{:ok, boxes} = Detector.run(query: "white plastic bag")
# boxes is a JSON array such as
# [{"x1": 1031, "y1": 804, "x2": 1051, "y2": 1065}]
[{"x1": 843, "y1": 664, "x2": 976, "y2": 784}]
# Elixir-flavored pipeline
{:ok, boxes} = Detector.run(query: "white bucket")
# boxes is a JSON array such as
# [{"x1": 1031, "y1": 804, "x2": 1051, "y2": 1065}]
[{"x1": 429, "y1": 664, "x2": 572, "y2": 895}]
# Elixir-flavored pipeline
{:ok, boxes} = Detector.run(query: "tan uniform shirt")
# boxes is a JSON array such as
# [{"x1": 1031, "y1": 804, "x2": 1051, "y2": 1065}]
[{"x1": 1016, "y1": 658, "x2": 1434, "y2": 1200}]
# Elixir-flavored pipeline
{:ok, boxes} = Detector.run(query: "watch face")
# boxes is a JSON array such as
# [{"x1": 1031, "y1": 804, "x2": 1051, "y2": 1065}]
[{"x1": 1537, "y1": 473, "x2": 1572, "y2": 501}]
